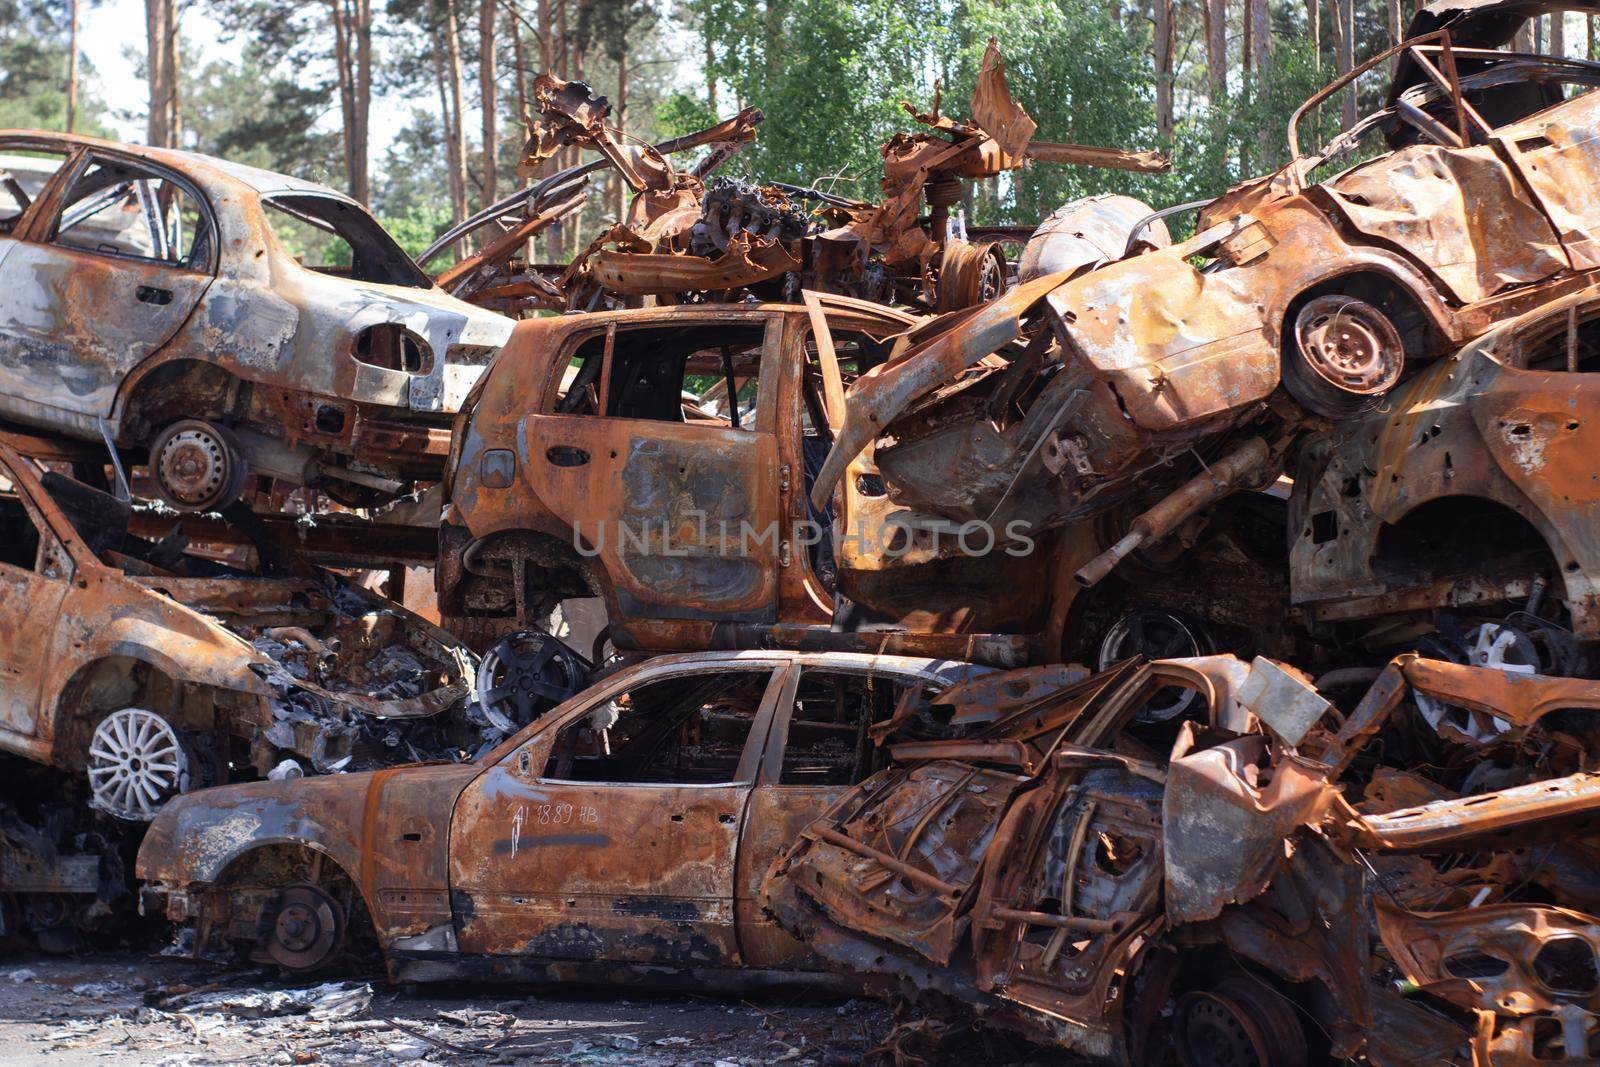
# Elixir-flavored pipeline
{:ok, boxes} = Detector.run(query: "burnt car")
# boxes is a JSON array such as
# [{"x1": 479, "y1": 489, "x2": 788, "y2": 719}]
[
  {"x1": 1291, "y1": 288, "x2": 1600, "y2": 666},
  {"x1": 135, "y1": 650, "x2": 995, "y2": 977},
  {"x1": 809, "y1": 1, "x2": 1600, "y2": 570},
  {"x1": 764, "y1": 651, "x2": 1600, "y2": 1064},
  {"x1": 0, "y1": 439, "x2": 474, "y2": 823},
  {"x1": 439, "y1": 293, "x2": 1305, "y2": 678},
  {"x1": 0, "y1": 131, "x2": 513, "y2": 512},
  {"x1": 439, "y1": 296, "x2": 1045, "y2": 664}
]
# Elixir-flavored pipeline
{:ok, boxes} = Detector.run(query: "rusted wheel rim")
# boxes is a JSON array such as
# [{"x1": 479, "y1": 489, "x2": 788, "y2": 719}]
[
  {"x1": 1293, "y1": 295, "x2": 1403, "y2": 396},
  {"x1": 87, "y1": 708, "x2": 190, "y2": 822},
  {"x1": 1174, "y1": 980, "x2": 1307, "y2": 1067},
  {"x1": 152, "y1": 421, "x2": 241, "y2": 510},
  {"x1": 268, "y1": 884, "x2": 346, "y2": 971}
]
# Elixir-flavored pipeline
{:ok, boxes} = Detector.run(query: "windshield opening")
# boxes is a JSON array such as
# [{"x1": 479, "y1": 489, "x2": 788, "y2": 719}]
[{"x1": 263, "y1": 194, "x2": 431, "y2": 289}]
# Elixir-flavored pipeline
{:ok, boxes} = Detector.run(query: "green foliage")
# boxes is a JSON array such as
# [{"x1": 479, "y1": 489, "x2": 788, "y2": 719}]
[
  {"x1": 380, "y1": 199, "x2": 456, "y2": 261},
  {"x1": 0, "y1": 0, "x2": 109, "y2": 134},
  {"x1": 182, "y1": 49, "x2": 343, "y2": 182}
]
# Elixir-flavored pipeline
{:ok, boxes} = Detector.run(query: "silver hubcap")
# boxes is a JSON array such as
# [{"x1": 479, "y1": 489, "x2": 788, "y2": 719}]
[{"x1": 87, "y1": 709, "x2": 189, "y2": 822}]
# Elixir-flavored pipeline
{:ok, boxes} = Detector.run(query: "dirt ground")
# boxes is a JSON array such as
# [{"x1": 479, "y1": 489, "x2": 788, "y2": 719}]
[{"x1": 0, "y1": 951, "x2": 895, "y2": 1066}]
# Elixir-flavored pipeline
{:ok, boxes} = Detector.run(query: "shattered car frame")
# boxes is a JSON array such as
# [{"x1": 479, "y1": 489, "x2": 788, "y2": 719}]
[
  {"x1": 0, "y1": 439, "x2": 472, "y2": 822},
  {"x1": 765, "y1": 639, "x2": 1600, "y2": 1063},
  {"x1": 0, "y1": 131, "x2": 513, "y2": 512},
  {"x1": 809, "y1": 7, "x2": 1600, "y2": 566}
]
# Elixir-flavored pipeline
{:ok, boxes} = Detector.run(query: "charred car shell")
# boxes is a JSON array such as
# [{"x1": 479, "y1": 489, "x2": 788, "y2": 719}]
[
  {"x1": 135, "y1": 650, "x2": 990, "y2": 979},
  {"x1": 0, "y1": 130, "x2": 513, "y2": 511},
  {"x1": 0, "y1": 441, "x2": 472, "y2": 822}
]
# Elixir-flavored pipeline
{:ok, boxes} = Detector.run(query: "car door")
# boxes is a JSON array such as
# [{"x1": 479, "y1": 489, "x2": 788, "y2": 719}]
[
  {"x1": 448, "y1": 659, "x2": 786, "y2": 966},
  {"x1": 518, "y1": 311, "x2": 782, "y2": 624},
  {"x1": 734, "y1": 661, "x2": 943, "y2": 969},
  {"x1": 0, "y1": 151, "x2": 215, "y2": 424},
  {"x1": 0, "y1": 455, "x2": 71, "y2": 747}
]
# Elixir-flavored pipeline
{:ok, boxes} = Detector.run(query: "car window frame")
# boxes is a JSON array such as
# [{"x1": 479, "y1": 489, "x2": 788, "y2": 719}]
[
  {"x1": 539, "y1": 310, "x2": 784, "y2": 434},
  {"x1": 756, "y1": 662, "x2": 957, "y2": 787},
  {"x1": 42, "y1": 148, "x2": 219, "y2": 275},
  {"x1": 531, "y1": 661, "x2": 787, "y2": 789},
  {"x1": 482, "y1": 656, "x2": 795, "y2": 787},
  {"x1": 0, "y1": 454, "x2": 75, "y2": 584},
  {"x1": 0, "y1": 140, "x2": 78, "y2": 240}
]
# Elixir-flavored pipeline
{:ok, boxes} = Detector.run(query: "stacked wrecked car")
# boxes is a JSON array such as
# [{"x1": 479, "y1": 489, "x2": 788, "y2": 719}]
[{"x1": 1, "y1": 0, "x2": 1599, "y2": 1061}]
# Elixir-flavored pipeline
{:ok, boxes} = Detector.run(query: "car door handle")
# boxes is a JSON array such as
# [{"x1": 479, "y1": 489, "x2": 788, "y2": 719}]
[
  {"x1": 135, "y1": 285, "x2": 173, "y2": 306},
  {"x1": 545, "y1": 446, "x2": 589, "y2": 467}
]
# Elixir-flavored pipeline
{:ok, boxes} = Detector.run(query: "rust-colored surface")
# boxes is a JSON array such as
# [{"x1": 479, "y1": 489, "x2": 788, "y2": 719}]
[
  {"x1": 761, "y1": 633, "x2": 1600, "y2": 1062},
  {"x1": 134, "y1": 650, "x2": 986, "y2": 979}
]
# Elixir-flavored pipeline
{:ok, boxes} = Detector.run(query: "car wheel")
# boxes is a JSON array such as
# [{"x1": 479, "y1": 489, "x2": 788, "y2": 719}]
[
  {"x1": 149, "y1": 419, "x2": 250, "y2": 512},
  {"x1": 1097, "y1": 608, "x2": 1210, "y2": 723},
  {"x1": 1283, "y1": 295, "x2": 1404, "y2": 420},
  {"x1": 86, "y1": 708, "x2": 192, "y2": 822},
  {"x1": 474, "y1": 631, "x2": 589, "y2": 731},
  {"x1": 1172, "y1": 975, "x2": 1308, "y2": 1067},
  {"x1": 264, "y1": 884, "x2": 347, "y2": 972}
]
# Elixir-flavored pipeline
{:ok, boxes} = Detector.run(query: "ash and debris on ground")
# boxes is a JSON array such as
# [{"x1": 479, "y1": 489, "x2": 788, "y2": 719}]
[{"x1": 0, "y1": 955, "x2": 893, "y2": 1067}]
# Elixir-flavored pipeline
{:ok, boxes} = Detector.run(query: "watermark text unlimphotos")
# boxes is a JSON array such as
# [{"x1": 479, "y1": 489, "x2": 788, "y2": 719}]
[{"x1": 572, "y1": 512, "x2": 1037, "y2": 559}]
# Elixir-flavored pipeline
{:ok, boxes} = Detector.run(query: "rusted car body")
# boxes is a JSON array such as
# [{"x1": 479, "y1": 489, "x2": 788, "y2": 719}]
[
  {"x1": 810, "y1": 4, "x2": 1600, "y2": 566},
  {"x1": 438, "y1": 295, "x2": 1085, "y2": 665},
  {"x1": 0, "y1": 440, "x2": 472, "y2": 815},
  {"x1": 0, "y1": 439, "x2": 476, "y2": 947},
  {"x1": 764, "y1": 650, "x2": 1600, "y2": 1064},
  {"x1": 440, "y1": 287, "x2": 1310, "y2": 683},
  {"x1": 134, "y1": 650, "x2": 989, "y2": 979},
  {"x1": 0, "y1": 131, "x2": 513, "y2": 511},
  {"x1": 1291, "y1": 288, "x2": 1600, "y2": 657}
]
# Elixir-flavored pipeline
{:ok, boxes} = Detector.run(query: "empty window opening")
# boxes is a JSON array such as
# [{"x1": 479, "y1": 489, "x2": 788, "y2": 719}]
[{"x1": 541, "y1": 669, "x2": 771, "y2": 785}]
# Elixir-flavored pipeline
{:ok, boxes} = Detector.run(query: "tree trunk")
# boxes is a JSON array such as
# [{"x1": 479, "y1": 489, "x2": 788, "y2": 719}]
[
  {"x1": 705, "y1": 33, "x2": 716, "y2": 112},
  {"x1": 331, "y1": 0, "x2": 357, "y2": 196},
  {"x1": 1552, "y1": 10, "x2": 1566, "y2": 55},
  {"x1": 443, "y1": 0, "x2": 470, "y2": 229},
  {"x1": 479, "y1": 0, "x2": 498, "y2": 208},
  {"x1": 353, "y1": 0, "x2": 372, "y2": 204},
  {"x1": 1308, "y1": 0, "x2": 1320, "y2": 70},
  {"x1": 145, "y1": 0, "x2": 168, "y2": 146},
  {"x1": 1204, "y1": 0, "x2": 1227, "y2": 103},
  {"x1": 162, "y1": 0, "x2": 180, "y2": 144},
  {"x1": 66, "y1": 0, "x2": 78, "y2": 132},
  {"x1": 1331, "y1": 0, "x2": 1356, "y2": 129},
  {"x1": 1153, "y1": 0, "x2": 1175, "y2": 138},
  {"x1": 510, "y1": 2, "x2": 530, "y2": 126}
]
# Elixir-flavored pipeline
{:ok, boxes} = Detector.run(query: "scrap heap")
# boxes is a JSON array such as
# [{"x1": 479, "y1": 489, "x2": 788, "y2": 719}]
[{"x1": 427, "y1": 40, "x2": 1167, "y2": 315}]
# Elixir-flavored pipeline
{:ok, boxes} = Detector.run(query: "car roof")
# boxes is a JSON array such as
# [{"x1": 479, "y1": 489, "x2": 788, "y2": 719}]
[
  {"x1": 0, "y1": 129, "x2": 355, "y2": 204},
  {"x1": 614, "y1": 648, "x2": 993, "y2": 684}
]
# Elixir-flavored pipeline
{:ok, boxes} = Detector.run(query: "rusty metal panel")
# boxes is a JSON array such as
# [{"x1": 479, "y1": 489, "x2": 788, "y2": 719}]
[
  {"x1": 1499, "y1": 90, "x2": 1600, "y2": 271},
  {"x1": 1325, "y1": 141, "x2": 1565, "y2": 303}
]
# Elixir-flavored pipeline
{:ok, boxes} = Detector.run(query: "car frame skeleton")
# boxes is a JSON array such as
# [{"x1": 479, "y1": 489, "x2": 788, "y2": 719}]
[
  {"x1": 808, "y1": 3, "x2": 1600, "y2": 571},
  {"x1": 424, "y1": 40, "x2": 1167, "y2": 317},
  {"x1": 134, "y1": 651, "x2": 991, "y2": 978},
  {"x1": 762, "y1": 651, "x2": 1600, "y2": 1064}
]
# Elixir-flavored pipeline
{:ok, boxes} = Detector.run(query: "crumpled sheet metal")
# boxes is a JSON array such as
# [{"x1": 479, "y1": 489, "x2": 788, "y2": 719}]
[
  {"x1": 593, "y1": 232, "x2": 801, "y2": 295},
  {"x1": 1161, "y1": 726, "x2": 1336, "y2": 924},
  {"x1": 765, "y1": 760, "x2": 1029, "y2": 966},
  {"x1": 809, "y1": 270, "x2": 1072, "y2": 512}
]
